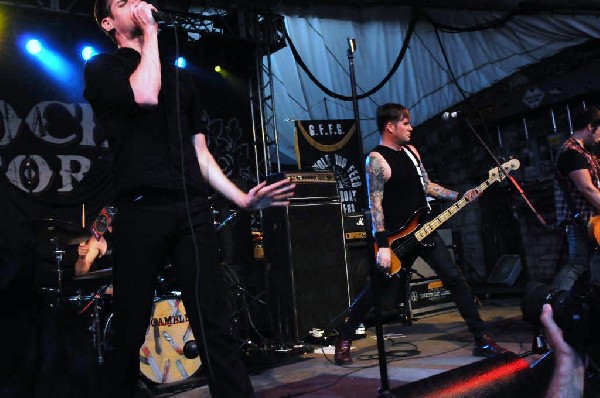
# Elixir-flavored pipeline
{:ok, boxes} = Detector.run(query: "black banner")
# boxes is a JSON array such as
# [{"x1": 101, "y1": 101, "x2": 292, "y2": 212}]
[
  {"x1": 0, "y1": 11, "x2": 257, "y2": 227},
  {"x1": 295, "y1": 119, "x2": 365, "y2": 213}
]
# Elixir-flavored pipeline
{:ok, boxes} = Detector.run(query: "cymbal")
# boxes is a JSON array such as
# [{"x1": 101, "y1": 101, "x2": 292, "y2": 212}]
[
  {"x1": 25, "y1": 217, "x2": 90, "y2": 248},
  {"x1": 73, "y1": 268, "x2": 112, "y2": 280}
]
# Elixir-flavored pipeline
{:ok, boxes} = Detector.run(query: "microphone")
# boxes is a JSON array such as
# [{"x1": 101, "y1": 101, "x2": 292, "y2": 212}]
[
  {"x1": 152, "y1": 10, "x2": 173, "y2": 21},
  {"x1": 441, "y1": 111, "x2": 461, "y2": 121}
]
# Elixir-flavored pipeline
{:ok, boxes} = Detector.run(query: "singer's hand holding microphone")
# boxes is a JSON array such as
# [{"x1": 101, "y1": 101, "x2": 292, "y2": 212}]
[
  {"x1": 132, "y1": 1, "x2": 173, "y2": 26},
  {"x1": 130, "y1": 1, "x2": 159, "y2": 33}
]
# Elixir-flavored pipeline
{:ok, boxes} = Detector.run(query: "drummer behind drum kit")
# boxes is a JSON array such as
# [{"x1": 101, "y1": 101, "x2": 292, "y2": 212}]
[{"x1": 25, "y1": 216, "x2": 202, "y2": 386}]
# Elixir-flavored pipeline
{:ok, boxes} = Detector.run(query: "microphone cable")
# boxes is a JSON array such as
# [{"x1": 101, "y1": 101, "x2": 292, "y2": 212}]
[{"x1": 164, "y1": 15, "x2": 216, "y2": 384}]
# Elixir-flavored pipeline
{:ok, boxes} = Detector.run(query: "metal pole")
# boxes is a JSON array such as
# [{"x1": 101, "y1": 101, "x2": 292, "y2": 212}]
[
  {"x1": 566, "y1": 104, "x2": 573, "y2": 135},
  {"x1": 347, "y1": 37, "x2": 390, "y2": 394},
  {"x1": 249, "y1": 73, "x2": 261, "y2": 184},
  {"x1": 266, "y1": 53, "x2": 282, "y2": 172},
  {"x1": 256, "y1": 53, "x2": 271, "y2": 176}
]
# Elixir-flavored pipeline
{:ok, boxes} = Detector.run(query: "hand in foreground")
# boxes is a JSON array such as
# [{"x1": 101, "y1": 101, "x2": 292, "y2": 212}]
[
  {"x1": 540, "y1": 304, "x2": 581, "y2": 364},
  {"x1": 540, "y1": 303, "x2": 585, "y2": 398},
  {"x1": 376, "y1": 247, "x2": 392, "y2": 274},
  {"x1": 244, "y1": 178, "x2": 295, "y2": 210},
  {"x1": 462, "y1": 188, "x2": 481, "y2": 202}
]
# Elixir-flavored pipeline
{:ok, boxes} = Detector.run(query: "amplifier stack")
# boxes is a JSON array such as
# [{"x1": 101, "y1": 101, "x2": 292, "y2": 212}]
[{"x1": 263, "y1": 171, "x2": 350, "y2": 342}]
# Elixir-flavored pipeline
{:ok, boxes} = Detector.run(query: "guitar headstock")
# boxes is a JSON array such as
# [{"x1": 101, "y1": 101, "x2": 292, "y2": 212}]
[{"x1": 488, "y1": 158, "x2": 520, "y2": 182}]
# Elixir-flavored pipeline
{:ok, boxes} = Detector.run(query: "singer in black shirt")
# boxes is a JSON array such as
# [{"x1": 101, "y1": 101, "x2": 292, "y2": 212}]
[{"x1": 85, "y1": 1, "x2": 294, "y2": 396}]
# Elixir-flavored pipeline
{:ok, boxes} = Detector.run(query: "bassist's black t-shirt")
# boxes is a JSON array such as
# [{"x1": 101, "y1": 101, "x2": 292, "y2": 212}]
[{"x1": 373, "y1": 145, "x2": 428, "y2": 232}]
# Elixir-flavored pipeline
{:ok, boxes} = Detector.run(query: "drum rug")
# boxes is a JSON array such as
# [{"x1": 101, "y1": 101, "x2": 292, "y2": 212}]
[{"x1": 429, "y1": 316, "x2": 535, "y2": 344}]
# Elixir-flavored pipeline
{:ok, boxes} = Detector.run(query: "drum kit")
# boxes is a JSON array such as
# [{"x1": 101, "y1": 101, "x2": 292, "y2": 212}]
[
  {"x1": 25, "y1": 217, "x2": 201, "y2": 384},
  {"x1": 25, "y1": 217, "x2": 91, "y2": 296}
]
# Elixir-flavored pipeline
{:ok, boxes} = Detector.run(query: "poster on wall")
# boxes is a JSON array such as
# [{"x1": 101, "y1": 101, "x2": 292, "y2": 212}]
[{"x1": 295, "y1": 119, "x2": 365, "y2": 213}]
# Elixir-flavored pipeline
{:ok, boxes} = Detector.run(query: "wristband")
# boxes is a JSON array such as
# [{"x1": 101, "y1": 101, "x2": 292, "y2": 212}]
[{"x1": 374, "y1": 231, "x2": 389, "y2": 248}]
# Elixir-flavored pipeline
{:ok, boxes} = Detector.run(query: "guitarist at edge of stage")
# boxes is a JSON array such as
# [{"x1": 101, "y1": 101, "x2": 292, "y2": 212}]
[
  {"x1": 552, "y1": 105, "x2": 600, "y2": 293},
  {"x1": 334, "y1": 103, "x2": 509, "y2": 366}
]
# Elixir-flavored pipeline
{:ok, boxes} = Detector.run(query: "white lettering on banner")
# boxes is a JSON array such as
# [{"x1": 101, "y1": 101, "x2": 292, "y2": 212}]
[
  {"x1": 308, "y1": 123, "x2": 344, "y2": 136},
  {"x1": 57, "y1": 155, "x2": 92, "y2": 192},
  {"x1": 334, "y1": 153, "x2": 347, "y2": 168},
  {"x1": 0, "y1": 99, "x2": 106, "y2": 194},
  {"x1": 312, "y1": 153, "x2": 363, "y2": 214},
  {"x1": 340, "y1": 189, "x2": 357, "y2": 203},
  {"x1": 25, "y1": 102, "x2": 79, "y2": 145},
  {"x1": 7, "y1": 155, "x2": 54, "y2": 193},
  {"x1": 314, "y1": 158, "x2": 329, "y2": 170},
  {"x1": 0, "y1": 100, "x2": 23, "y2": 146},
  {"x1": 343, "y1": 203, "x2": 356, "y2": 213},
  {"x1": 79, "y1": 103, "x2": 105, "y2": 147},
  {"x1": 340, "y1": 189, "x2": 357, "y2": 213},
  {"x1": 346, "y1": 165, "x2": 362, "y2": 188}
]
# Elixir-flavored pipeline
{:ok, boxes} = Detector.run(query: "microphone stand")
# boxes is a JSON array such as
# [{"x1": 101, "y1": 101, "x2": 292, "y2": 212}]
[
  {"x1": 461, "y1": 116, "x2": 546, "y2": 281},
  {"x1": 347, "y1": 38, "x2": 392, "y2": 396},
  {"x1": 462, "y1": 117, "x2": 547, "y2": 227}
]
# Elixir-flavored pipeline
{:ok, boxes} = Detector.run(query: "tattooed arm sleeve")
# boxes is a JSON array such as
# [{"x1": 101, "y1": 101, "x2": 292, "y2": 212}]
[
  {"x1": 420, "y1": 161, "x2": 459, "y2": 201},
  {"x1": 367, "y1": 153, "x2": 386, "y2": 233}
]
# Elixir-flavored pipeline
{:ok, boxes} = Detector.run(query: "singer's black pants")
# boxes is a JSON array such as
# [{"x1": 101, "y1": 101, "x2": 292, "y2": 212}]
[
  {"x1": 105, "y1": 192, "x2": 254, "y2": 397},
  {"x1": 340, "y1": 231, "x2": 486, "y2": 338}
]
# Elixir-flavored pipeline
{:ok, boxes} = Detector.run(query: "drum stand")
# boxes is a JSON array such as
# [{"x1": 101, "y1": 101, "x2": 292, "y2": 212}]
[
  {"x1": 229, "y1": 283, "x2": 266, "y2": 334},
  {"x1": 221, "y1": 264, "x2": 267, "y2": 343},
  {"x1": 52, "y1": 242, "x2": 65, "y2": 296},
  {"x1": 40, "y1": 238, "x2": 65, "y2": 310},
  {"x1": 40, "y1": 240, "x2": 66, "y2": 308},
  {"x1": 78, "y1": 285, "x2": 111, "y2": 365}
]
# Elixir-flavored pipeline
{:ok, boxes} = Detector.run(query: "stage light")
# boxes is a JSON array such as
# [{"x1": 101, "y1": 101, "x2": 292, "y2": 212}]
[
  {"x1": 20, "y1": 35, "x2": 77, "y2": 90},
  {"x1": 26, "y1": 39, "x2": 42, "y2": 55},
  {"x1": 214, "y1": 65, "x2": 222, "y2": 73},
  {"x1": 175, "y1": 57, "x2": 187, "y2": 68},
  {"x1": 81, "y1": 46, "x2": 97, "y2": 61}
]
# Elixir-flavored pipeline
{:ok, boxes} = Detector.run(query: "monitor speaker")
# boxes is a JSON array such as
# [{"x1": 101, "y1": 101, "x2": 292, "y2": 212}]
[
  {"x1": 263, "y1": 201, "x2": 350, "y2": 341},
  {"x1": 488, "y1": 255, "x2": 522, "y2": 286}
]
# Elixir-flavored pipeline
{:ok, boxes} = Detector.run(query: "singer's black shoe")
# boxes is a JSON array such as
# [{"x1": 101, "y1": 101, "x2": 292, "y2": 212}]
[{"x1": 473, "y1": 333, "x2": 508, "y2": 358}]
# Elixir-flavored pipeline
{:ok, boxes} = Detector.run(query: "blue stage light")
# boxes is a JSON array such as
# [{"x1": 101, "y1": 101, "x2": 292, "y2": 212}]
[
  {"x1": 175, "y1": 57, "x2": 187, "y2": 68},
  {"x1": 81, "y1": 46, "x2": 97, "y2": 61},
  {"x1": 21, "y1": 36, "x2": 77, "y2": 89},
  {"x1": 26, "y1": 39, "x2": 42, "y2": 55}
]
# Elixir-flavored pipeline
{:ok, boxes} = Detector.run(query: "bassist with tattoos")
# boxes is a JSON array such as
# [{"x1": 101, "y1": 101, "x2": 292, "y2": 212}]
[{"x1": 334, "y1": 103, "x2": 508, "y2": 365}]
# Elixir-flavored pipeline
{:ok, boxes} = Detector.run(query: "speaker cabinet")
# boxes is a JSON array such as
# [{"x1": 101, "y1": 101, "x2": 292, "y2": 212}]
[
  {"x1": 346, "y1": 228, "x2": 457, "y2": 319},
  {"x1": 345, "y1": 240, "x2": 370, "y2": 302},
  {"x1": 263, "y1": 201, "x2": 350, "y2": 341},
  {"x1": 488, "y1": 255, "x2": 522, "y2": 286}
]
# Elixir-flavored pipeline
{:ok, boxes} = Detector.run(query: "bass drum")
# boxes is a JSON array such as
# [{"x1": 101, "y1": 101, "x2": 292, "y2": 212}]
[{"x1": 139, "y1": 294, "x2": 201, "y2": 384}]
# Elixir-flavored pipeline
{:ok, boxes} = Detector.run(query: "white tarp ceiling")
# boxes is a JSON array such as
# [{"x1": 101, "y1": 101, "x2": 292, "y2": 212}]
[{"x1": 268, "y1": 6, "x2": 600, "y2": 164}]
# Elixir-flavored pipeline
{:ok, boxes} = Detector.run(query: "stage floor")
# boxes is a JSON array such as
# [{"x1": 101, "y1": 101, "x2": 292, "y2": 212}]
[{"x1": 168, "y1": 297, "x2": 547, "y2": 397}]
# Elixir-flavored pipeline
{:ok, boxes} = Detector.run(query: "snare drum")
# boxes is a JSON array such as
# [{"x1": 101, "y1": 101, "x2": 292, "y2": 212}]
[{"x1": 139, "y1": 295, "x2": 201, "y2": 383}]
